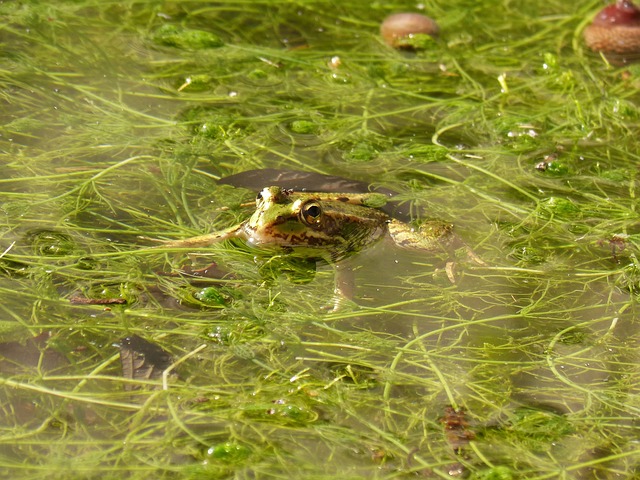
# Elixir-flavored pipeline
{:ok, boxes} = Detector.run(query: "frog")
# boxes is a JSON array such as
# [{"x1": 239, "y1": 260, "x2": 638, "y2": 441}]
[{"x1": 160, "y1": 186, "x2": 469, "y2": 309}]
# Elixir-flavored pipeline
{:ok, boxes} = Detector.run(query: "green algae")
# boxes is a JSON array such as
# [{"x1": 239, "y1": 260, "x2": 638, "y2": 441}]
[{"x1": 0, "y1": 0, "x2": 638, "y2": 478}]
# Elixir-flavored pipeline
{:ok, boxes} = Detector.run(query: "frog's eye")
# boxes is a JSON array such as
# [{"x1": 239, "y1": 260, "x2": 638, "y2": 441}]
[
  {"x1": 301, "y1": 201, "x2": 322, "y2": 225},
  {"x1": 256, "y1": 192, "x2": 264, "y2": 205}
]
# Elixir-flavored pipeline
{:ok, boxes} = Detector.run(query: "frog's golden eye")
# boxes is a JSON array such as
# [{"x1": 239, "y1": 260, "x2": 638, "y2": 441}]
[{"x1": 301, "y1": 201, "x2": 322, "y2": 225}]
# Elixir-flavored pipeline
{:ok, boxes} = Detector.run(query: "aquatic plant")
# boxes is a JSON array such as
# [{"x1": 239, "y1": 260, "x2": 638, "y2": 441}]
[{"x1": 0, "y1": 0, "x2": 638, "y2": 478}]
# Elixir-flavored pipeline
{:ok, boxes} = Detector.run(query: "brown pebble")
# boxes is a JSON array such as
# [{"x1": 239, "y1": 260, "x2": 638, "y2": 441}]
[
  {"x1": 584, "y1": 0, "x2": 640, "y2": 60},
  {"x1": 380, "y1": 12, "x2": 439, "y2": 48}
]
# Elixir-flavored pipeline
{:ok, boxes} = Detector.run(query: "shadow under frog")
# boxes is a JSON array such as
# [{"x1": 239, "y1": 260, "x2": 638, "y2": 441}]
[{"x1": 156, "y1": 176, "x2": 480, "y2": 310}]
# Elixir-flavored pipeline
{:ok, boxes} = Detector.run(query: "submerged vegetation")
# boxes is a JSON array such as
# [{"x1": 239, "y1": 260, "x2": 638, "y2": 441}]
[{"x1": 0, "y1": 0, "x2": 639, "y2": 478}]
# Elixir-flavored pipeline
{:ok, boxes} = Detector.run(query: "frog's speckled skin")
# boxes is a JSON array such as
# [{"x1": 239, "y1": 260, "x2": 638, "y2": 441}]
[{"x1": 161, "y1": 186, "x2": 465, "y2": 309}]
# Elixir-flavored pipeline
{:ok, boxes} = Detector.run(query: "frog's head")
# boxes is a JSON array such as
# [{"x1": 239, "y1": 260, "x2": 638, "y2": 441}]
[
  {"x1": 245, "y1": 186, "x2": 325, "y2": 247},
  {"x1": 244, "y1": 186, "x2": 389, "y2": 258}
]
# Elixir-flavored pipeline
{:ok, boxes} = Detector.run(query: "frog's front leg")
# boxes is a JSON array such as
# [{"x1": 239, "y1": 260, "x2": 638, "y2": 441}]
[
  {"x1": 322, "y1": 259, "x2": 356, "y2": 312},
  {"x1": 160, "y1": 224, "x2": 245, "y2": 248}
]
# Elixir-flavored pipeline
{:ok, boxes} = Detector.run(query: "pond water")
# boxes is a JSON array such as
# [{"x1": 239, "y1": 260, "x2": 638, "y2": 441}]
[{"x1": 0, "y1": 1, "x2": 639, "y2": 478}]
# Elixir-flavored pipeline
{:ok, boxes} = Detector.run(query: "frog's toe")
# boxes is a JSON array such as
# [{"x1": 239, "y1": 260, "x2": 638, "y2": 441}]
[
  {"x1": 445, "y1": 261, "x2": 456, "y2": 284},
  {"x1": 464, "y1": 247, "x2": 486, "y2": 266},
  {"x1": 321, "y1": 293, "x2": 357, "y2": 312}
]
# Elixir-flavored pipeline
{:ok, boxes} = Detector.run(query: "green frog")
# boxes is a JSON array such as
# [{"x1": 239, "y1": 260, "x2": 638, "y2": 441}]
[{"x1": 160, "y1": 186, "x2": 468, "y2": 308}]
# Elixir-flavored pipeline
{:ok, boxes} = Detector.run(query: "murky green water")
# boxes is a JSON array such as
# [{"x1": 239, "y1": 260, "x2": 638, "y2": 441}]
[{"x1": 0, "y1": 1, "x2": 639, "y2": 478}]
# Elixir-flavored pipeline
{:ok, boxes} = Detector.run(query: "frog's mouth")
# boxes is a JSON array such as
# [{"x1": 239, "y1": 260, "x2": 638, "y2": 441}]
[{"x1": 245, "y1": 219, "x2": 340, "y2": 249}]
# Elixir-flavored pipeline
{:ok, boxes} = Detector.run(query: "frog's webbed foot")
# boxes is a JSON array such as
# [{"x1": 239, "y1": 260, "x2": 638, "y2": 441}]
[{"x1": 461, "y1": 246, "x2": 486, "y2": 267}]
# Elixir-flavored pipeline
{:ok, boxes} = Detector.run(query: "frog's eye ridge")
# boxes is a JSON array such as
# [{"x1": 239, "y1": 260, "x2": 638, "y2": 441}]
[{"x1": 301, "y1": 201, "x2": 322, "y2": 225}]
